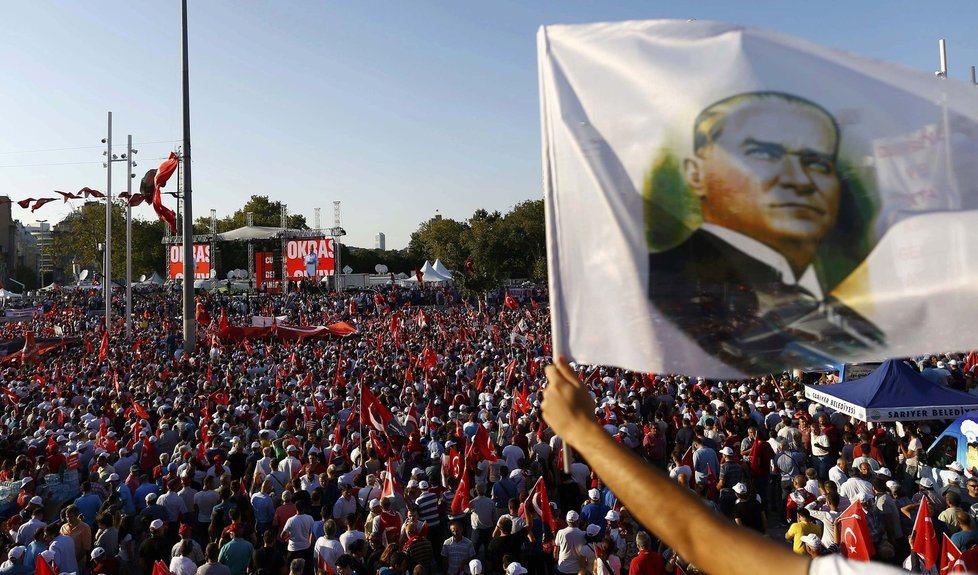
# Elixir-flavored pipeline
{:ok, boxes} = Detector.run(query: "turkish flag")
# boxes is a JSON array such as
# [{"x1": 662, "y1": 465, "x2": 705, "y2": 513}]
[
  {"x1": 464, "y1": 256, "x2": 475, "y2": 273},
  {"x1": 361, "y1": 384, "x2": 403, "y2": 436},
  {"x1": 468, "y1": 424, "x2": 498, "y2": 463},
  {"x1": 942, "y1": 533, "x2": 968, "y2": 573},
  {"x1": 35, "y1": 555, "x2": 57, "y2": 575},
  {"x1": 98, "y1": 329, "x2": 109, "y2": 363},
  {"x1": 505, "y1": 359, "x2": 518, "y2": 387},
  {"x1": 153, "y1": 559, "x2": 172, "y2": 575},
  {"x1": 524, "y1": 476, "x2": 556, "y2": 533},
  {"x1": 450, "y1": 458, "x2": 470, "y2": 516},
  {"x1": 80, "y1": 186, "x2": 105, "y2": 198},
  {"x1": 16, "y1": 198, "x2": 34, "y2": 209},
  {"x1": 504, "y1": 292, "x2": 519, "y2": 310},
  {"x1": 133, "y1": 402, "x2": 151, "y2": 420},
  {"x1": 148, "y1": 154, "x2": 178, "y2": 233},
  {"x1": 965, "y1": 350, "x2": 978, "y2": 375},
  {"x1": 839, "y1": 499, "x2": 876, "y2": 561},
  {"x1": 415, "y1": 269, "x2": 423, "y2": 283},
  {"x1": 381, "y1": 458, "x2": 402, "y2": 499},
  {"x1": 405, "y1": 403, "x2": 419, "y2": 432},
  {"x1": 444, "y1": 447, "x2": 462, "y2": 481},
  {"x1": 243, "y1": 339, "x2": 253, "y2": 354},
  {"x1": 218, "y1": 307, "x2": 229, "y2": 332},
  {"x1": 31, "y1": 198, "x2": 56, "y2": 212},
  {"x1": 912, "y1": 497, "x2": 938, "y2": 569}
]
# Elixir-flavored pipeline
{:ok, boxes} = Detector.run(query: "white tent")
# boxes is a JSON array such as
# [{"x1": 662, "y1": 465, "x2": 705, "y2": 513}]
[
  {"x1": 218, "y1": 225, "x2": 282, "y2": 242},
  {"x1": 145, "y1": 272, "x2": 165, "y2": 285},
  {"x1": 432, "y1": 259, "x2": 454, "y2": 278},
  {"x1": 0, "y1": 289, "x2": 22, "y2": 299},
  {"x1": 419, "y1": 260, "x2": 452, "y2": 282}
]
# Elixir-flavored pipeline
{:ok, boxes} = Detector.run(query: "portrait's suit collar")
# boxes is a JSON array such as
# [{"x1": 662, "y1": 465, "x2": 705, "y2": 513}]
[{"x1": 699, "y1": 224, "x2": 823, "y2": 300}]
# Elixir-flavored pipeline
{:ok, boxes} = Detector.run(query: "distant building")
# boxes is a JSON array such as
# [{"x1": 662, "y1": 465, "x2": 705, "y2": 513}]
[
  {"x1": 375, "y1": 232, "x2": 386, "y2": 251},
  {"x1": 25, "y1": 221, "x2": 52, "y2": 284}
]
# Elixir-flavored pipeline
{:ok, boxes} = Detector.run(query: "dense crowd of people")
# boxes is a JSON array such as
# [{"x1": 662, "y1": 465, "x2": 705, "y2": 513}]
[{"x1": 0, "y1": 284, "x2": 974, "y2": 575}]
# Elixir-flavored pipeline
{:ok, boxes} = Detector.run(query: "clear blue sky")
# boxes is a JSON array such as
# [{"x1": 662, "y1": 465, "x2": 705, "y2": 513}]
[{"x1": 2, "y1": 0, "x2": 977, "y2": 250}]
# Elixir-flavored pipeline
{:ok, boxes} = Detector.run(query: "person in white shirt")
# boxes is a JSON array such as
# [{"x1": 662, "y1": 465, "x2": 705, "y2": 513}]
[
  {"x1": 338, "y1": 514, "x2": 366, "y2": 553},
  {"x1": 281, "y1": 501, "x2": 316, "y2": 564},
  {"x1": 279, "y1": 445, "x2": 303, "y2": 478},
  {"x1": 168, "y1": 540, "x2": 198, "y2": 575},
  {"x1": 828, "y1": 458, "x2": 848, "y2": 490},
  {"x1": 313, "y1": 519, "x2": 344, "y2": 572},
  {"x1": 158, "y1": 479, "x2": 189, "y2": 522}
]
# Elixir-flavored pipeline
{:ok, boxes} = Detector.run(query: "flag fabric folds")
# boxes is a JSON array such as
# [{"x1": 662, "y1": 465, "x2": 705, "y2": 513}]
[
  {"x1": 541, "y1": 20, "x2": 978, "y2": 377},
  {"x1": 149, "y1": 154, "x2": 179, "y2": 233},
  {"x1": 912, "y1": 498, "x2": 938, "y2": 569},
  {"x1": 838, "y1": 499, "x2": 875, "y2": 561}
]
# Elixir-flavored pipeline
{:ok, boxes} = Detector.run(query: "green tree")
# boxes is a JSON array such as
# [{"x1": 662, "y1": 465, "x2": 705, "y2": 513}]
[{"x1": 47, "y1": 201, "x2": 166, "y2": 281}]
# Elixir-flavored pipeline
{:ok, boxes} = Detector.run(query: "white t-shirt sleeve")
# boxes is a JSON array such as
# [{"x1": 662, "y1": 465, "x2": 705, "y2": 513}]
[{"x1": 810, "y1": 556, "x2": 923, "y2": 575}]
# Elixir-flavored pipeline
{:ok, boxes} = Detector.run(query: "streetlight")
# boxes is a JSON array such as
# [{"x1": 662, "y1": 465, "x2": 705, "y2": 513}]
[{"x1": 35, "y1": 220, "x2": 46, "y2": 287}]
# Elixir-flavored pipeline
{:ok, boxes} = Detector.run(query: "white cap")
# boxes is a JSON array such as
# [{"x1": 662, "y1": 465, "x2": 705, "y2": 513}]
[
  {"x1": 566, "y1": 510, "x2": 580, "y2": 523},
  {"x1": 506, "y1": 563, "x2": 528, "y2": 575},
  {"x1": 150, "y1": 518, "x2": 164, "y2": 530},
  {"x1": 419, "y1": 481, "x2": 430, "y2": 490},
  {"x1": 920, "y1": 478, "x2": 935, "y2": 489},
  {"x1": 876, "y1": 467, "x2": 892, "y2": 478},
  {"x1": 604, "y1": 510, "x2": 620, "y2": 522},
  {"x1": 91, "y1": 547, "x2": 106, "y2": 560},
  {"x1": 469, "y1": 559, "x2": 484, "y2": 575},
  {"x1": 720, "y1": 446, "x2": 734, "y2": 456},
  {"x1": 7, "y1": 546, "x2": 25, "y2": 560},
  {"x1": 801, "y1": 533, "x2": 822, "y2": 548},
  {"x1": 886, "y1": 480, "x2": 900, "y2": 491},
  {"x1": 732, "y1": 483, "x2": 748, "y2": 495},
  {"x1": 588, "y1": 488, "x2": 600, "y2": 501},
  {"x1": 108, "y1": 473, "x2": 120, "y2": 482},
  {"x1": 585, "y1": 524, "x2": 600, "y2": 537},
  {"x1": 29, "y1": 496, "x2": 42, "y2": 506},
  {"x1": 146, "y1": 492, "x2": 158, "y2": 502},
  {"x1": 948, "y1": 461, "x2": 965, "y2": 473},
  {"x1": 369, "y1": 498, "x2": 381, "y2": 509},
  {"x1": 509, "y1": 469, "x2": 522, "y2": 480}
]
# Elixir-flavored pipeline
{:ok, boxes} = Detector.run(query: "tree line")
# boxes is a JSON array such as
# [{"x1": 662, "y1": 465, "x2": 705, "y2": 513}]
[{"x1": 45, "y1": 196, "x2": 545, "y2": 290}]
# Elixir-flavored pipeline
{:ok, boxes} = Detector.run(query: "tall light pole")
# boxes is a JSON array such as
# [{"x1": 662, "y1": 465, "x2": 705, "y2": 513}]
[
  {"x1": 104, "y1": 112, "x2": 113, "y2": 332},
  {"x1": 181, "y1": 0, "x2": 196, "y2": 353},
  {"x1": 124, "y1": 135, "x2": 137, "y2": 339}
]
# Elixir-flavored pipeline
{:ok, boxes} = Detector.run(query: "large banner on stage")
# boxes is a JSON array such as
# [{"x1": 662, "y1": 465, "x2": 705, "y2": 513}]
[
  {"x1": 286, "y1": 238, "x2": 335, "y2": 278},
  {"x1": 540, "y1": 20, "x2": 978, "y2": 377},
  {"x1": 168, "y1": 244, "x2": 210, "y2": 280}
]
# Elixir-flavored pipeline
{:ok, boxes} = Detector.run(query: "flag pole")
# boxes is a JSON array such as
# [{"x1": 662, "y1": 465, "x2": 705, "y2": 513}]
[{"x1": 180, "y1": 0, "x2": 196, "y2": 353}]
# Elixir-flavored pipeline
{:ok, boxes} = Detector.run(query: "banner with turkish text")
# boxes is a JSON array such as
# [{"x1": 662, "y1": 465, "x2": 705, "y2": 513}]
[
  {"x1": 167, "y1": 244, "x2": 211, "y2": 280},
  {"x1": 286, "y1": 239, "x2": 335, "y2": 278}
]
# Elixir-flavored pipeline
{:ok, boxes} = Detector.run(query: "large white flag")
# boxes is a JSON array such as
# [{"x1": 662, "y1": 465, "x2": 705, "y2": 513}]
[{"x1": 540, "y1": 20, "x2": 978, "y2": 377}]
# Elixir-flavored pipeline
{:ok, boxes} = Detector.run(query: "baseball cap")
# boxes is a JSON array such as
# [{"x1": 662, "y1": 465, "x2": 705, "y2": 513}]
[
  {"x1": 108, "y1": 473, "x2": 120, "y2": 482},
  {"x1": 566, "y1": 510, "x2": 580, "y2": 523},
  {"x1": 369, "y1": 498, "x2": 381, "y2": 509},
  {"x1": 801, "y1": 533, "x2": 822, "y2": 548},
  {"x1": 469, "y1": 559, "x2": 484, "y2": 575},
  {"x1": 506, "y1": 563, "x2": 528, "y2": 575},
  {"x1": 948, "y1": 461, "x2": 965, "y2": 473},
  {"x1": 179, "y1": 523, "x2": 192, "y2": 535},
  {"x1": 605, "y1": 510, "x2": 620, "y2": 522},
  {"x1": 732, "y1": 483, "x2": 747, "y2": 495},
  {"x1": 886, "y1": 480, "x2": 900, "y2": 491},
  {"x1": 419, "y1": 481, "x2": 430, "y2": 490},
  {"x1": 585, "y1": 524, "x2": 600, "y2": 537},
  {"x1": 509, "y1": 469, "x2": 522, "y2": 480},
  {"x1": 588, "y1": 488, "x2": 600, "y2": 501},
  {"x1": 29, "y1": 496, "x2": 42, "y2": 506},
  {"x1": 91, "y1": 547, "x2": 106, "y2": 560},
  {"x1": 876, "y1": 467, "x2": 892, "y2": 478},
  {"x1": 720, "y1": 446, "x2": 734, "y2": 456},
  {"x1": 920, "y1": 478, "x2": 935, "y2": 489},
  {"x1": 150, "y1": 519, "x2": 164, "y2": 530},
  {"x1": 7, "y1": 546, "x2": 25, "y2": 560},
  {"x1": 146, "y1": 492, "x2": 158, "y2": 502}
]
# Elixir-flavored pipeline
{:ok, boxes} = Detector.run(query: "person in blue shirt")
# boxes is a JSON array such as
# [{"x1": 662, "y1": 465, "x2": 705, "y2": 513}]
[
  {"x1": 74, "y1": 481, "x2": 103, "y2": 527},
  {"x1": 133, "y1": 472, "x2": 159, "y2": 512},
  {"x1": 579, "y1": 488, "x2": 610, "y2": 538},
  {"x1": 108, "y1": 473, "x2": 136, "y2": 516},
  {"x1": 950, "y1": 511, "x2": 978, "y2": 551},
  {"x1": 491, "y1": 467, "x2": 518, "y2": 510},
  {"x1": 218, "y1": 526, "x2": 254, "y2": 575}
]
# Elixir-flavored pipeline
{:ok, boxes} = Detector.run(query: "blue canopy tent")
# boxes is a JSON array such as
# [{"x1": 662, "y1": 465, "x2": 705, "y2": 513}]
[{"x1": 804, "y1": 359, "x2": 978, "y2": 422}]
